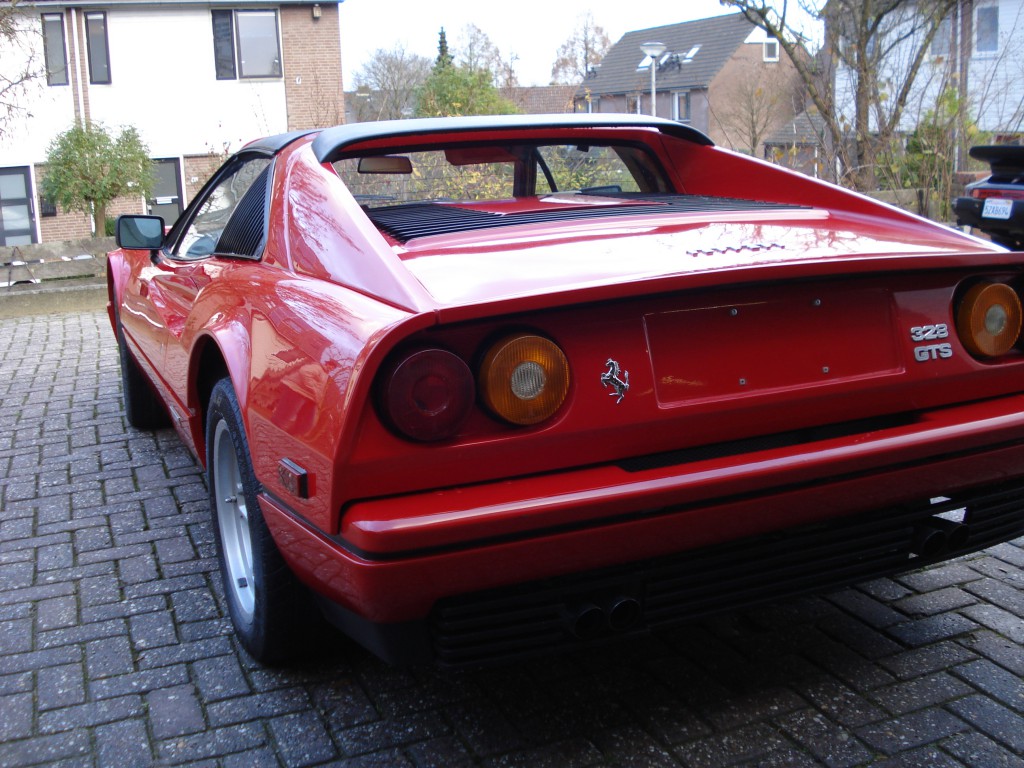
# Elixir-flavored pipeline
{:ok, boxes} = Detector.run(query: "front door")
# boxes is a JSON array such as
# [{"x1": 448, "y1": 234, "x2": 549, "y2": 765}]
[
  {"x1": 148, "y1": 158, "x2": 183, "y2": 226},
  {"x1": 0, "y1": 167, "x2": 36, "y2": 246}
]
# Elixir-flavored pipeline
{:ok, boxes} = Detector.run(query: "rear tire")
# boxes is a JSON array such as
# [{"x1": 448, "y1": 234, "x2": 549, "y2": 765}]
[
  {"x1": 206, "y1": 378, "x2": 309, "y2": 662},
  {"x1": 116, "y1": 317, "x2": 169, "y2": 429}
]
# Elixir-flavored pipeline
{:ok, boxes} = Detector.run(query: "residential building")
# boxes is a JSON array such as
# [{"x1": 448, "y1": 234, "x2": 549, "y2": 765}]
[
  {"x1": 344, "y1": 84, "x2": 577, "y2": 124},
  {"x1": 0, "y1": 0, "x2": 343, "y2": 246},
  {"x1": 503, "y1": 85, "x2": 578, "y2": 116},
  {"x1": 573, "y1": 13, "x2": 803, "y2": 155},
  {"x1": 764, "y1": 109, "x2": 829, "y2": 178},
  {"x1": 830, "y1": 0, "x2": 1024, "y2": 166}
]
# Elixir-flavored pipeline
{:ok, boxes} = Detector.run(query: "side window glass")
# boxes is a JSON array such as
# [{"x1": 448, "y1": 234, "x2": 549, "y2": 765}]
[
  {"x1": 172, "y1": 156, "x2": 272, "y2": 260},
  {"x1": 536, "y1": 145, "x2": 642, "y2": 194}
]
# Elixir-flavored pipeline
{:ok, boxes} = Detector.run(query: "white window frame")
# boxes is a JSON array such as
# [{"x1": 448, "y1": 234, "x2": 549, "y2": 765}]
[
  {"x1": 41, "y1": 13, "x2": 69, "y2": 86},
  {"x1": 673, "y1": 91, "x2": 691, "y2": 123},
  {"x1": 212, "y1": 8, "x2": 283, "y2": 80}
]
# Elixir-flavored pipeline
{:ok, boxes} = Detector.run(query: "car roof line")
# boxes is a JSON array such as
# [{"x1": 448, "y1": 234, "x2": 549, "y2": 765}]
[
  {"x1": 244, "y1": 129, "x2": 319, "y2": 155},
  {"x1": 310, "y1": 114, "x2": 714, "y2": 164}
]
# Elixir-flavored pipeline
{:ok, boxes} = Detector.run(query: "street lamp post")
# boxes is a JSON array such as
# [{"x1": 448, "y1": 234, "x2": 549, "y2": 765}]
[{"x1": 640, "y1": 41, "x2": 666, "y2": 117}]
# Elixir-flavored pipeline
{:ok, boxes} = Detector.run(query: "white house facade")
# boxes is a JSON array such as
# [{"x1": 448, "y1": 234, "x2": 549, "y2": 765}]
[
  {"x1": 832, "y1": 0, "x2": 1024, "y2": 149},
  {"x1": 0, "y1": 0, "x2": 343, "y2": 246},
  {"x1": 965, "y1": 0, "x2": 1024, "y2": 135}
]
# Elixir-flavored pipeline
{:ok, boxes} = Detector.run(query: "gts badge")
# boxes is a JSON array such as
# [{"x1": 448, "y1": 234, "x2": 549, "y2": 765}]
[{"x1": 910, "y1": 324, "x2": 953, "y2": 362}]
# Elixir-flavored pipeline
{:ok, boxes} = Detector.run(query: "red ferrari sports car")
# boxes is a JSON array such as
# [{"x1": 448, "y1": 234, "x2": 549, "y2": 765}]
[{"x1": 109, "y1": 114, "x2": 1024, "y2": 666}]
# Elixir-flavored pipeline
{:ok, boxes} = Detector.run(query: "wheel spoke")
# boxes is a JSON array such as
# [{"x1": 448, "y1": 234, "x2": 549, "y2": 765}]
[{"x1": 213, "y1": 420, "x2": 256, "y2": 622}]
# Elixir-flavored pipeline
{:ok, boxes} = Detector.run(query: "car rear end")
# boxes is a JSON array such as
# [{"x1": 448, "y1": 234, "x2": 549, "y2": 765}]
[
  {"x1": 264, "y1": 231, "x2": 1024, "y2": 666},
  {"x1": 954, "y1": 145, "x2": 1024, "y2": 250},
  {"x1": 262, "y1": 119, "x2": 1024, "y2": 666}
]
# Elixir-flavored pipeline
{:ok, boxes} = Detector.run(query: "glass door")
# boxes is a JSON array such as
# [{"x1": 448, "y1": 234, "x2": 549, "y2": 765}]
[{"x1": 149, "y1": 158, "x2": 183, "y2": 225}]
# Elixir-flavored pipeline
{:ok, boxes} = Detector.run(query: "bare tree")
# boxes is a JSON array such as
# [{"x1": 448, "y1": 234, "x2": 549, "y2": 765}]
[
  {"x1": 720, "y1": 0, "x2": 957, "y2": 190},
  {"x1": 551, "y1": 13, "x2": 611, "y2": 86},
  {"x1": 351, "y1": 45, "x2": 432, "y2": 122},
  {"x1": 0, "y1": 1, "x2": 42, "y2": 139},
  {"x1": 457, "y1": 24, "x2": 513, "y2": 88},
  {"x1": 710, "y1": 58, "x2": 804, "y2": 155}
]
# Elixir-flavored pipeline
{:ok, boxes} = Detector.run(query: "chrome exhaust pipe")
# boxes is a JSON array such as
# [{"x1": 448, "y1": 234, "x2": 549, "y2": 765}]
[
  {"x1": 567, "y1": 596, "x2": 643, "y2": 639},
  {"x1": 930, "y1": 518, "x2": 970, "y2": 550},
  {"x1": 568, "y1": 603, "x2": 604, "y2": 640},
  {"x1": 605, "y1": 596, "x2": 641, "y2": 631},
  {"x1": 912, "y1": 517, "x2": 970, "y2": 557},
  {"x1": 912, "y1": 523, "x2": 947, "y2": 557}
]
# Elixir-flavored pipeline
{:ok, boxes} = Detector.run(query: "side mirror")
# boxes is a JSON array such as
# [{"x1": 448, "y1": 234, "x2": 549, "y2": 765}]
[{"x1": 116, "y1": 215, "x2": 165, "y2": 250}]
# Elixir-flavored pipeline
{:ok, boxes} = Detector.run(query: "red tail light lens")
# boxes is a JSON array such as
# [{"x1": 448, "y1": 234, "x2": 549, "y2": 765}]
[
  {"x1": 380, "y1": 349, "x2": 474, "y2": 441},
  {"x1": 972, "y1": 188, "x2": 1024, "y2": 201}
]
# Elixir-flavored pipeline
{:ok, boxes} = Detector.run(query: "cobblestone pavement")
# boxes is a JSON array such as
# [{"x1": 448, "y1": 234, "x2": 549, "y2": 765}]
[{"x1": 2, "y1": 310, "x2": 1024, "y2": 768}]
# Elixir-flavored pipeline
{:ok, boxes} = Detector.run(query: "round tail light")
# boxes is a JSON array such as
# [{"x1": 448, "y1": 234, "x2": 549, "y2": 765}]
[
  {"x1": 480, "y1": 334, "x2": 570, "y2": 425},
  {"x1": 380, "y1": 349, "x2": 474, "y2": 441},
  {"x1": 956, "y1": 281, "x2": 1022, "y2": 358}
]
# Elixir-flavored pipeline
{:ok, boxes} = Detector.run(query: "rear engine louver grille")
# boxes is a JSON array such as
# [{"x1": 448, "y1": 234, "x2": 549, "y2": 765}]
[
  {"x1": 368, "y1": 194, "x2": 807, "y2": 242},
  {"x1": 429, "y1": 481, "x2": 1024, "y2": 667}
]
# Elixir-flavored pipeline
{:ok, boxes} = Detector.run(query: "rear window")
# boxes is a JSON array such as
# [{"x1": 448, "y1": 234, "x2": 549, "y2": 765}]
[{"x1": 333, "y1": 142, "x2": 667, "y2": 207}]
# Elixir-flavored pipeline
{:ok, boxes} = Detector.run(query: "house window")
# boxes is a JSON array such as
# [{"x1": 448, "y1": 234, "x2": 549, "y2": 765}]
[
  {"x1": 675, "y1": 92, "x2": 691, "y2": 122},
  {"x1": 85, "y1": 12, "x2": 110, "y2": 84},
  {"x1": 976, "y1": 5, "x2": 999, "y2": 54},
  {"x1": 212, "y1": 9, "x2": 282, "y2": 79},
  {"x1": 40, "y1": 197, "x2": 58, "y2": 218},
  {"x1": 627, "y1": 94, "x2": 640, "y2": 114},
  {"x1": 763, "y1": 39, "x2": 779, "y2": 62},
  {"x1": 42, "y1": 13, "x2": 68, "y2": 86},
  {"x1": 931, "y1": 15, "x2": 952, "y2": 57}
]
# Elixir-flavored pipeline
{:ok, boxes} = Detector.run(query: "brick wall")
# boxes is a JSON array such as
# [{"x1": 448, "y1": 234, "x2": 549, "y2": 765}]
[
  {"x1": 709, "y1": 44, "x2": 802, "y2": 155},
  {"x1": 183, "y1": 155, "x2": 225, "y2": 202},
  {"x1": 74, "y1": 10, "x2": 91, "y2": 122},
  {"x1": 280, "y1": 4, "x2": 345, "y2": 130},
  {"x1": 39, "y1": 210, "x2": 94, "y2": 243}
]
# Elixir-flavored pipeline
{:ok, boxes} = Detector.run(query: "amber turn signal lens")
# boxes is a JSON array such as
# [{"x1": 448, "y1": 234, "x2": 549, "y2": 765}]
[
  {"x1": 480, "y1": 335, "x2": 570, "y2": 425},
  {"x1": 956, "y1": 281, "x2": 1023, "y2": 358}
]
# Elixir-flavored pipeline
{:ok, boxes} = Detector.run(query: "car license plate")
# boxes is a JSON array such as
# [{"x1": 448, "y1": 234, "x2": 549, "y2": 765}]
[{"x1": 982, "y1": 198, "x2": 1014, "y2": 220}]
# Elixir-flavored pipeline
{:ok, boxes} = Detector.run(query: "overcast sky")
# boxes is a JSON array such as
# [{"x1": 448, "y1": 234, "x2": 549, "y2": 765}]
[{"x1": 338, "y1": 0, "x2": 759, "y2": 89}]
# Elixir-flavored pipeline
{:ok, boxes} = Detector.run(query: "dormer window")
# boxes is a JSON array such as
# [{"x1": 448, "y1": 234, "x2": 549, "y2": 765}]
[
  {"x1": 683, "y1": 45, "x2": 701, "y2": 62},
  {"x1": 637, "y1": 51, "x2": 671, "y2": 72}
]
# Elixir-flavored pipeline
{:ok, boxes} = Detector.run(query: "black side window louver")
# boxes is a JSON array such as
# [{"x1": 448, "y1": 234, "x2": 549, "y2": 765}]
[{"x1": 216, "y1": 165, "x2": 271, "y2": 258}]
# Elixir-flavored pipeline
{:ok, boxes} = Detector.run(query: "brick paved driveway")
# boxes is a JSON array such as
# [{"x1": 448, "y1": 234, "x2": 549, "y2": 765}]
[{"x1": 2, "y1": 310, "x2": 1023, "y2": 768}]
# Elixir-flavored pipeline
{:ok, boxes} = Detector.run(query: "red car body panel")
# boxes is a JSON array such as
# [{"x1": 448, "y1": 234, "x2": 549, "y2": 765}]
[{"x1": 107, "y1": 115, "x2": 1024, "y2": 665}]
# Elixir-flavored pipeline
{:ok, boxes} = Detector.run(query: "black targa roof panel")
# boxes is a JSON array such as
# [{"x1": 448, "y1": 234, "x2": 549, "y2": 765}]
[{"x1": 311, "y1": 114, "x2": 714, "y2": 164}]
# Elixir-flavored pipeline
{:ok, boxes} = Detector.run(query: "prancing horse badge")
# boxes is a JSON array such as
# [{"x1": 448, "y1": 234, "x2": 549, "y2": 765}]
[{"x1": 601, "y1": 359, "x2": 629, "y2": 404}]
